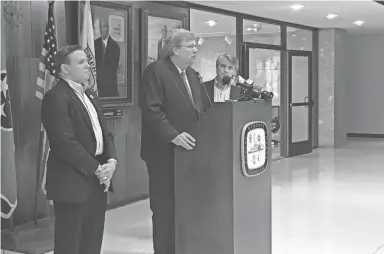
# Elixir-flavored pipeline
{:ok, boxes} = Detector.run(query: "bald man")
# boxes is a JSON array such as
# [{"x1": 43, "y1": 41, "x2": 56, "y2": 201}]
[{"x1": 94, "y1": 18, "x2": 120, "y2": 97}]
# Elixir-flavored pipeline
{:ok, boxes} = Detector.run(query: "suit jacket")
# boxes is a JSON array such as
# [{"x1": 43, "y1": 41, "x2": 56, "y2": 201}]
[
  {"x1": 94, "y1": 36, "x2": 120, "y2": 97},
  {"x1": 41, "y1": 78, "x2": 117, "y2": 203},
  {"x1": 202, "y1": 78, "x2": 242, "y2": 112},
  {"x1": 139, "y1": 57, "x2": 203, "y2": 166}
]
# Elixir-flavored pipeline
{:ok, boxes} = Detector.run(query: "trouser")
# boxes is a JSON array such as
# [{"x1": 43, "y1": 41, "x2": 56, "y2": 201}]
[
  {"x1": 53, "y1": 187, "x2": 107, "y2": 254},
  {"x1": 146, "y1": 160, "x2": 175, "y2": 254}
]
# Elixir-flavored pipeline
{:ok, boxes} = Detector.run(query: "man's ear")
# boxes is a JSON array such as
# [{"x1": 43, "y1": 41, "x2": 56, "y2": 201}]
[
  {"x1": 172, "y1": 47, "x2": 178, "y2": 56},
  {"x1": 60, "y1": 64, "x2": 68, "y2": 75}
]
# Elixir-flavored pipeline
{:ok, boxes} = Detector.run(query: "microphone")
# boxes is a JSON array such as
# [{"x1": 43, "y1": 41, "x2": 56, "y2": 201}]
[
  {"x1": 197, "y1": 72, "x2": 212, "y2": 107},
  {"x1": 222, "y1": 75, "x2": 274, "y2": 101}
]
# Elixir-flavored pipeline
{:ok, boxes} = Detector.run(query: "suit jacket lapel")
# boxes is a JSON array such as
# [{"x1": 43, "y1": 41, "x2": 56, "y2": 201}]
[
  {"x1": 62, "y1": 80, "x2": 94, "y2": 134},
  {"x1": 164, "y1": 57, "x2": 195, "y2": 110},
  {"x1": 84, "y1": 89, "x2": 107, "y2": 132}
]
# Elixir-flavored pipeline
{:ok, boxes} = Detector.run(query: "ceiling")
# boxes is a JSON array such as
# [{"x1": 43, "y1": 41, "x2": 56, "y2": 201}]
[{"x1": 188, "y1": 0, "x2": 384, "y2": 35}]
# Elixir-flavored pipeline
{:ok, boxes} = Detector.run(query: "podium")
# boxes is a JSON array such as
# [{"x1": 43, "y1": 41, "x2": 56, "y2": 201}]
[{"x1": 174, "y1": 100, "x2": 272, "y2": 254}]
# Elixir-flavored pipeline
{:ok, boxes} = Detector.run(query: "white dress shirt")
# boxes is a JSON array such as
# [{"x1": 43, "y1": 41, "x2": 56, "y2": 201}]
[
  {"x1": 63, "y1": 77, "x2": 104, "y2": 156},
  {"x1": 214, "y1": 79, "x2": 231, "y2": 102},
  {"x1": 102, "y1": 35, "x2": 109, "y2": 48}
]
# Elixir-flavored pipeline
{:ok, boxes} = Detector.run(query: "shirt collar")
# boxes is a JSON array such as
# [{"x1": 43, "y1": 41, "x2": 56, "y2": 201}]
[
  {"x1": 102, "y1": 35, "x2": 109, "y2": 45},
  {"x1": 62, "y1": 77, "x2": 86, "y2": 95},
  {"x1": 170, "y1": 58, "x2": 185, "y2": 74}
]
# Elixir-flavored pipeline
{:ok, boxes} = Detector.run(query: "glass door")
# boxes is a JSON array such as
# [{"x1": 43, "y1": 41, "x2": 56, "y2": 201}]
[
  {"x1": 288, "y1": 51, "x2": 312, "y2": 156},
  {"x1": 242, "y1": 42, "x2": 282, "y2": 160}
]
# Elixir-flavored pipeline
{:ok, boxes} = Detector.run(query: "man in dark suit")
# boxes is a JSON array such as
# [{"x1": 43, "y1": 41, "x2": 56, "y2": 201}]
[
  {"x1": 202, "y1": 53, "x2": 242, "y2": 111},
  {"x1": 157, "y1": 25, "x2": 167, "y2": 60},
  {"x1": 140, "y1": 28, "x2": 203, "y2": 254},
  {"x1": 94, "y1": 18, "x2": 120, "y2": 97},
  {"x1": 42, "y1": 45, "x2": 117, "y2": 254}
]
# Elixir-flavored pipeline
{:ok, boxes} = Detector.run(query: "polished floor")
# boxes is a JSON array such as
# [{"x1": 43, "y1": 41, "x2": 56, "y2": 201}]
[
  {"x1": 5, "y1": 139, "x2": 383, "y2": 254},
  {"x1": 97, "y1": 138, "x2": 384, "y2": 254}
]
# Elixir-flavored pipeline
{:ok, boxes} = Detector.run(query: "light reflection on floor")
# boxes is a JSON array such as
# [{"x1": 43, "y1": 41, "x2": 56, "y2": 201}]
[
  {"x1": 99, "y1": 139, "x2": 384, "y2": 254},
  {"x1": 4, "y1": 139, "x2": 383, "y2": 254}
]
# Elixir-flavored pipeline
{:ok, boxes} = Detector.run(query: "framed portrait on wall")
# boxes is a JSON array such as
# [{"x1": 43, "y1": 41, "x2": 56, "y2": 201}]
[
  {"x1": 141, "y1": 9, "x2": 188, "y2": 69},
  {"x1": 79, "y1": 1, "x2": 133, "y2": 104}
]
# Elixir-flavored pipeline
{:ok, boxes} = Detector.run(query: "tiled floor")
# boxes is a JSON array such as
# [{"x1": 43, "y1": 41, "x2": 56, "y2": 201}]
[
  {"x1": 100, "y1": 139, "x2": 384, "y2": 254},
  {"x1": 4, "y1": 139, "x2": 384, "y2": 254}
]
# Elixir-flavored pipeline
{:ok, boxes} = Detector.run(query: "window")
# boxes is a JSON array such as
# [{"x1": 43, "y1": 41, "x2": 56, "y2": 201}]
[
  {"x1": 243, "y1": 20, "x2": 281, "y2": 45},
  {"x1": 287, "y1": 27, "x2": 313, "y2": 51},
  {"x1": 190, "y1": 9, "x2": 236, "y2": 82}
]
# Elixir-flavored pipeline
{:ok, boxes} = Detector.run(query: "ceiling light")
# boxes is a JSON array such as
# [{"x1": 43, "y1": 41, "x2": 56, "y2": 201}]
[
  {"x1": 204, "y1": 20, "x2": 217, "y2": 27},
  {"x1": 290, "y1": 4, "x2": 304, "y2": 11},
  {"x1": 326, "y1": 14, "x2": 338, "y2": 19},
  {"x1": 353, "y1": 20, "x2": 364, "y2": 26},
  {"x1": 246, "y1": 27, "x2": 259, "y2": 32}
]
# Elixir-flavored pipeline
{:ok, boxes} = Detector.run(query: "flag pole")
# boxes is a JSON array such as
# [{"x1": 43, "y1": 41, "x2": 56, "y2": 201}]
[{"x1": 33, "y1": 125, "x2": 45, "y2": 225}]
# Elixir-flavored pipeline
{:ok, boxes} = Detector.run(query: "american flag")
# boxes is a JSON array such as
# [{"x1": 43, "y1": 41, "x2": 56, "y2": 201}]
[
  {"x1": 35, "y1": 0, "x2": 57, "y2": 100},
  {"x1": 35, "y1": 0, "x2": 57, "y2": 199}
]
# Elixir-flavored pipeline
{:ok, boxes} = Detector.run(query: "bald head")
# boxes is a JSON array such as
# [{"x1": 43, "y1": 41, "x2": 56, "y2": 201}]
[{"x1": 99, "y1": 18, "x2": 109, "y2": 39}]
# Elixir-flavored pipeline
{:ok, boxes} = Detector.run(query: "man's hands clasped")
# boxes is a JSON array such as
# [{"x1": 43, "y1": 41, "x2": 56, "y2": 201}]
[
  {"x1": 95, "y1": 161, "x2": 116, "y2": 192},
  {"x1": 171, "y1": 132, "x2": 195, "y2": 150}
]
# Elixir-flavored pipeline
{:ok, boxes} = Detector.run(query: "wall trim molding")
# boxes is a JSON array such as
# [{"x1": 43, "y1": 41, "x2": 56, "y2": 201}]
[{"x1": 347, "y1": 133, "x2": 384, "y2": 138}]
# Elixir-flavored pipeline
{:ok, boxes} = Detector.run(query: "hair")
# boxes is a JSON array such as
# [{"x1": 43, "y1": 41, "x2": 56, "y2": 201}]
[
  {"x1": 162, "y1": 28, "x2": 196, "y2": 58},
  {"x1": 54, "y1": 45, "x2": 83, "y2": 75},
  {"x1": 216, "y1": 53, "x2": 239, "y2": 71}
]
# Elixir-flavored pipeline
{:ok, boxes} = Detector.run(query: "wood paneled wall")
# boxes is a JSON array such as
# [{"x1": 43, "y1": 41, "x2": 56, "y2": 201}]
[
  {"x1": 3, "y1": 0, "x2": 189, "y2": 226},
  {"x1": 3, "y1": 1, "x2": 67, "y2": 225}
]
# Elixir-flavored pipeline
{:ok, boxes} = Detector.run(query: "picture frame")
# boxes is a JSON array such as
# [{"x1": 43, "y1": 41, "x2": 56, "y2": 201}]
[
  {"x1": 78, "y1": 1, "x2": 133, "y2": 104},
  {"x1": 141, "y1": 9, "x2": 188, "y2": 70}
]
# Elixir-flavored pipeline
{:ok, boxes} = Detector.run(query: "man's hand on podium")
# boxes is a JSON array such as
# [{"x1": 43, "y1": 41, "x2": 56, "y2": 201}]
[{"x1": 171, "y1": 132, "x2": 195, "y2": 150}]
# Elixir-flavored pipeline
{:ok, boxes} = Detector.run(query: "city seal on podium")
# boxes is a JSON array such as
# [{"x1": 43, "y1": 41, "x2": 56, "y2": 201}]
[{"x1": 241, "y1": 121, "x2": 268, "y2": 177}]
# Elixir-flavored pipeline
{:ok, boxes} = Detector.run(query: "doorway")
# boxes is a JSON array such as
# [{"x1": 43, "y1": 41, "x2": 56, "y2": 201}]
[{"x1": 287, "y1": 51, "x2": 313, "y2": 156}]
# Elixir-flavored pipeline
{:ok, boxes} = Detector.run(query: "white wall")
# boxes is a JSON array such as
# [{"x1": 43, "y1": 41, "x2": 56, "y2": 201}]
[{"x1": 346, "y1": 33, "x2": 384, "y2": 134}]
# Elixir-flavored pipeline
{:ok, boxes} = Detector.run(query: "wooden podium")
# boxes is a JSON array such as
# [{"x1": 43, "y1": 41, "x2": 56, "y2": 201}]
[{"x1": 174, "y1": 100, "x2": 272, "y2": 254}]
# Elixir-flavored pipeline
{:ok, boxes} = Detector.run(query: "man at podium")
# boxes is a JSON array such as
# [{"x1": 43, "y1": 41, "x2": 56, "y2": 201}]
[
  {"x1": 202, "y1": 53, "x2": 242, "y2": 111},
  {"x1": 139, "y1": 28, "x2": 203, "y2": 254}
]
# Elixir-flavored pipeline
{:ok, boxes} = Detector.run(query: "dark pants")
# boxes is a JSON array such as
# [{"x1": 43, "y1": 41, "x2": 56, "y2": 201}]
[
  {"x1": 53, "y1": 186, "x2": 107, "y2": 254},
  {"x1": 146, "y1": 160, "x2": 175, "y2": 254}
]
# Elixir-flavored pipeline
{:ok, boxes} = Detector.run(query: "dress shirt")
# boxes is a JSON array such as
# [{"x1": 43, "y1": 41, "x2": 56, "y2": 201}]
[
  {"x1": 102, "y1": 35, "x2": 109, "y2": 48},
  {"x1": 214, "y1": 79, "x2": 231, "y2": 102},
  {"x1": 63, "y1": 77, "x2": 104, "y2": 156}
]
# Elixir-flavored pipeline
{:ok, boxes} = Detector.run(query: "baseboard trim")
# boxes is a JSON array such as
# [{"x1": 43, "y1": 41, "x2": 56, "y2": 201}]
[{"x1": 347, "y1": 133, "x2": 384, "y2": 138}]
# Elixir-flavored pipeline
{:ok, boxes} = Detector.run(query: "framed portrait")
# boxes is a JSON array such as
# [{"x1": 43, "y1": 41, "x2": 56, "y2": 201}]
[
  {"x1": 79, "y1": 1, "x2": 133, "y2": 104},
  {"x1": 141, "y1": 9, "x2": 188, "y2": 69}
]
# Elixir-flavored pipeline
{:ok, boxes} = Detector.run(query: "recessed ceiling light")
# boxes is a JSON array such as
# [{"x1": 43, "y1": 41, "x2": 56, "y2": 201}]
[
  {"x1": 204, "y1": 20, "x2": 218, "y2": 27},
  {"x1": 353, "y1": 20, "x2": 364, "y2": 26},
  {"x1": 326, "y1": 14, "x2": 338, "y2": 19},
  {"x1": 290, "y1": 4, "x2": 304, "y2": 11}
]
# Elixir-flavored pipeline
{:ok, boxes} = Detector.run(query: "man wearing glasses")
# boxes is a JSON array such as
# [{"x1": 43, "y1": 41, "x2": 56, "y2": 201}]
[{"x1": 140, "y1": 28, "x2": 203, "y2": 254}]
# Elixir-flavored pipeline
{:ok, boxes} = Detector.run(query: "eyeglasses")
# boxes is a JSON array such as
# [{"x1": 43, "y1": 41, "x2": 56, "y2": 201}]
[{"x1": 178, "y1": 44, "x2": 198, "y2": 49}]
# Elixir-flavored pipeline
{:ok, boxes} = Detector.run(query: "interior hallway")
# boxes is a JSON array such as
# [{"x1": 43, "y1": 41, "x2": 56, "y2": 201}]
[{"x1": 98, "y1": 138, "x2": 384, "y2": 254}]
